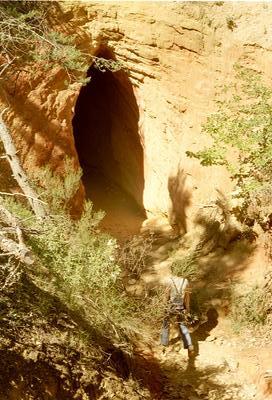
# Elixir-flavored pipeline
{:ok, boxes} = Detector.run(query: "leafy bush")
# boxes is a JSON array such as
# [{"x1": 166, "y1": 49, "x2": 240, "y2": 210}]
[
  {"x1": 0, "y1": 195, "x2": 34, "y2": 224},
  {"x1": 27, "y1": 161, "x2": 133, "y2": 329},
  {"x1": 29, "y1": 207, "x2": 124, "y2": 318},
  {"x1": 34, "y1": 31, "x2": 89, "y2": 74},
  {"x1": 231, "y1": 286, "x2": 268, "y2": 328},
  {"x1": 30, "y1": 158, "x2": 83, "y2": 214},
  {"x1": 0, "y1": 160, "x2": 140, "y2": 341},
  {"x1": 187, "y1": 65, "x2": 272, "y2": 228}
]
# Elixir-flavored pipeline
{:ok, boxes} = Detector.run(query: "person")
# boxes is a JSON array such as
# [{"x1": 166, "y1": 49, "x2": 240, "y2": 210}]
[{"x1": 160, "y1": 274, "x2": 194, "y2": 357}]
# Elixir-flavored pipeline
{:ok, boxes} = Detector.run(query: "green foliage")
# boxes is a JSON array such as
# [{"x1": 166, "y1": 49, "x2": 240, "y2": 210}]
[
  {"x1": 23, "y1": 160, "x2": 143, "y2": 337},
  {"x1": 0, "y1": 3, "x2": 125, "y2": 83},
  {"x1": 231, "y1": 286, "x2": 268, "y2": 328},
  {"x1": 29, "y1": 210, "x2": 143, "y2": 340},
  {"x1": 29, "y1": 207, "x2": 121, "y2": 309},
  {"x1": 1, "y1": 158, "x2": 148, "y2": 341},
  {"x1": 0, "y1": 195, "x2": 33, "y2": 224},
  {"x1": 171, "y1": 251, "x2": 200, "y2": 281},
  {"x1": 30, "y1": 158, "x2": 83, "y2": 214},
  {"x1": 93, "y1": 56, "x2": 125, "y2": 73},
  {"x1": 26, "y1": 200, "x2": 135, "y2": 336},
  {"x1": 186, "y1": 147, "x2": 226, "y2": 167},
  {"x1": 186, "y1": 65, "x2": 272, "y2": 227},
  {"x1": 0, "y1": 2, "x2": 89, "y2": 81},
  {"x1": 0, "y1": 4, "x2": 49, "y2": 61},
  {"x1": 28, "y1": 160, "x2": 130, "y2": 325},
  {"x1": 34, "y1": 31, "x2": 89, "y2": 74}
]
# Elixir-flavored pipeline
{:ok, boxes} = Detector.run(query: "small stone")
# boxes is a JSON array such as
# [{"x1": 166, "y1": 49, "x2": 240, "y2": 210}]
[
  {"x1": 226, "y1": 358, "x2": 239, "y2": 371},
  {"x1": 206, "y1": 335, "x2": 217, "y2": 342}
]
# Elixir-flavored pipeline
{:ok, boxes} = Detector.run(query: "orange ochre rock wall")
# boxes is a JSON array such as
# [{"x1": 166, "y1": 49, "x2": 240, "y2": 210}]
[{"x1": 1, "y1": 1, "x2": 272, "y2": 230}]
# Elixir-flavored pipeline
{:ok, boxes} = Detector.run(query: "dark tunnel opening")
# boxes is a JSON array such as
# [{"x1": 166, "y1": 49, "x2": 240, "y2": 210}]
[{"x1": 72, "y1": 49, "x2": 146, "y2": 238}]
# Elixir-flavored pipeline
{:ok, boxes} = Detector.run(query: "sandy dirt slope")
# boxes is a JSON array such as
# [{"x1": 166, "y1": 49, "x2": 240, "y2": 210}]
[
  {"x1": 86, "y1": 175, "x2": 272, "y2": 400},
  {"x1": 152, "y1": 319, "x2": 272, "y2": 400}
]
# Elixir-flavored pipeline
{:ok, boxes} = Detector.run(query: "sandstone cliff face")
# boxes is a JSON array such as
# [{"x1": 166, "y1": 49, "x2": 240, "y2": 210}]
[{"x1": 1, "y1": 2, "x2": 272, "y2": 231}]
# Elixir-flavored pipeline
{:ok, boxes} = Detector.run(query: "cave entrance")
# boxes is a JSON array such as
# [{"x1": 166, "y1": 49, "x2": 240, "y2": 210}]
[{"x1": 72, "y1": 49, "x2": 146, "y2": 239}]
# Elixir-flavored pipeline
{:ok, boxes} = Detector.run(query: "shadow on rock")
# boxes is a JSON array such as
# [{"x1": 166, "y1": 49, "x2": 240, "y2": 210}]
[{"x1": 168, "y1": 166, "x2": 192, "y2": 237}]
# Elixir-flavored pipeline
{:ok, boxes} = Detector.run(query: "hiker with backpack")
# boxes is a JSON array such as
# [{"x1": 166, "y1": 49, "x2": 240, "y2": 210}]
[{"x1": 160, "y1": 274, "x2": 194, "y2": 357}]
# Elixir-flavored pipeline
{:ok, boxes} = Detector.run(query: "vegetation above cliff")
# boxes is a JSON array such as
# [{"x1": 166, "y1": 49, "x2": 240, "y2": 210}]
[
  {"x1": 0, "y1": 1, "x2": 123, "y2": 85},
  {"x1": 0, "y1": 2, "x2": 90, "y2": 83}
]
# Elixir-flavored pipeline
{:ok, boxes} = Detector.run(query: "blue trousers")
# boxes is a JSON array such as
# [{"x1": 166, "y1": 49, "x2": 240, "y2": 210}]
[{"x1": 161, "y1": 315, "x2": 192, "y2": 348}]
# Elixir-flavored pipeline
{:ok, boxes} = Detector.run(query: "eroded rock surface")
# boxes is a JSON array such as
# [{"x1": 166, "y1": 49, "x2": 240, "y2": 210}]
[{"x1": 1, "y1": 2, "x2": 272, "y2": 228}]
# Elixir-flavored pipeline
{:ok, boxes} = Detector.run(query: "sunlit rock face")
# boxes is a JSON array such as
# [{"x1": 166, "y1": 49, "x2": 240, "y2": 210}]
[{"x1": 1, "y1": 1, "x2": 272, "y2": 228}]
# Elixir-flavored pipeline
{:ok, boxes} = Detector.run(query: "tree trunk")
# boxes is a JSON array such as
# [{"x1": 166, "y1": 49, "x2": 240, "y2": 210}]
[{"x1": 0, "y1": 109, "x2": 46, "y2": 218}]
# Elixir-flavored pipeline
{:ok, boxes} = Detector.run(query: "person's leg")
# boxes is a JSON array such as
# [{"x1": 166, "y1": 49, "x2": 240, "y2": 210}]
[
  {"x1": 160, "y1": 317, "x2": 170, "y2": 346},
  {"x1": 179, "y1": 323, "x2": 192, "y2": 349}
]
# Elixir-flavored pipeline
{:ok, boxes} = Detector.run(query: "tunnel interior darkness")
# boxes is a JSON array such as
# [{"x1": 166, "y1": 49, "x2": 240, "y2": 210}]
[{"x1": 72, "y1": 49, "x2": 145, "y2": 232}]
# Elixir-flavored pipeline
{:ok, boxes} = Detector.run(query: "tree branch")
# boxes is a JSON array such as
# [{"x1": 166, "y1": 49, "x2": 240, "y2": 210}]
[
  {"x1": 0, "y1": 201, "x2": 25, "y2": 245},
  {"x1": 0, "y1": 191, "x2": 46, "y2": 204},
  {"x1": 0, "y1": 108, "x2": 46, "y2": 218},
  {"x1": 0, "y1": 199, "x2": 36, "y2": 264},
  {"x1": 0, "y1": 230, "x2": 34, "y2": 265},
  {"x1": 0, "y1": 56, "x2": 16, "y2": 78}
]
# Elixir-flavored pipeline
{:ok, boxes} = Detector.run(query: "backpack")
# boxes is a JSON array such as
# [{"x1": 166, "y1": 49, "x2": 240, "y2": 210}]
[{"x1": 168, "y1": 278, "x2": 186, "y2": 314}]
